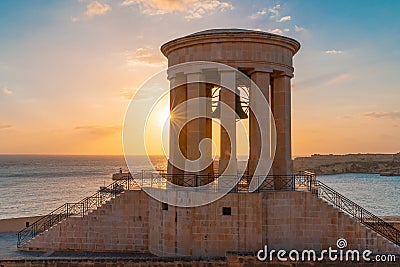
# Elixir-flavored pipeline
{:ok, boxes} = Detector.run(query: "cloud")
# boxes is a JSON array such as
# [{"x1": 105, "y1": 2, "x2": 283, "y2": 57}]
[
  {"x1": 0, "y1": 123, "x2": 12, "y2": 130},
  {"x1": 120, "y1": 87, "x2": 136, "y2": 100},
  {"x1": 126, "y1": 47, "x2": 166, "y2": 66},
  {"x1": 249, "y1": 8, "x2": 268, "y2": 19},
  {"x1": 249, "y1": 4, "x2": 281, "y2": 19},
  {"x1": 268, "y1": 4, "x2": 280, "y2": 18},
  {"x1": 86, "y1": 1, "x2": 111, "y2": 16},
  {"x1": 184, "y1": 1, "x2": 233, "y2": 20},
  {"x1": 2, "y1": 87, "x2": 12, "y2": 95},
  {"x1": 363, "y1": 111, "x2": 400, "y2": 119},
  {"x1": 70, "y1": 16, "x2": 80, "y2": 22},
  {"x1": 121, "y1": 0, "x2": 135, "y2": 6},
  {"x1": 294, "y1": 25, "x2": 306, "y2": 32},
  {"x1": 277, "y1": 15, "x2": 291, "y2": 22},
  {"x1": 122, "y1": 0, "x2": 233, "y2": 20},
  {"x1": 268, "y1": 28, "x2": 283, "y2": 34},
  {"x1": 74, "y1": 125, "x2": 121, "y2": 136},
  {"x1": 325, "y1": 50, "x2": 343, "y2": 55}
]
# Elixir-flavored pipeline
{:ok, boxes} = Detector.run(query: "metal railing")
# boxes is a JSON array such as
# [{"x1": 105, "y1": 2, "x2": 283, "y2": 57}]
[
  {"x1": 133, "y1": 171, "x2": 316, "y2": 192},
  {"x1": 311, "y1": 178, "x2": 400, "y2": 246},
  {"x1": 17, "y1": 176, "x2": 138, "y2": 248}
]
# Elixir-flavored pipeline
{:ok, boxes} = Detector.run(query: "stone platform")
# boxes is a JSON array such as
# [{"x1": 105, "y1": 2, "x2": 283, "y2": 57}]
[{"x1": 21, "y1": 189, "x2": 400, "y2": 256}]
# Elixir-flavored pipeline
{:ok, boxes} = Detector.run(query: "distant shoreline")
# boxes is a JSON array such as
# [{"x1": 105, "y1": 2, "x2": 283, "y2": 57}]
[{"x1": 294, "y1": 152, "x2": 400, "y2": 175}]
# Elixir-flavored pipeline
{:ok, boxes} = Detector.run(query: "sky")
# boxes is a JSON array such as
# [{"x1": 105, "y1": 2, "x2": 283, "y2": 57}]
[{"x1": 0, "y1": 0, "x2": 399, "y2": 156}]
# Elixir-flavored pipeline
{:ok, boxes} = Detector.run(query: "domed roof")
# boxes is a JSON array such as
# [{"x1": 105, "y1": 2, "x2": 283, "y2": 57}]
[
  {"x1": 161, "y1": 28, "x2": 300, "y2": 57},
  {"x1": 186, "y1": 28, "x2": 269, "y2": 37}
]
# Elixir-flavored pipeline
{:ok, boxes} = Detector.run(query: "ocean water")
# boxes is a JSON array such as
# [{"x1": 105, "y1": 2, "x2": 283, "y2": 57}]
[
  {"x1": 317, "y1": 173, "x2": 399, "y2": 216},
  {"x1": 0, "y1": 155, "x2": 165, "y2": 220},
  {"x1": 0, "y1": 155, "x2": 399, "y2": 220}
]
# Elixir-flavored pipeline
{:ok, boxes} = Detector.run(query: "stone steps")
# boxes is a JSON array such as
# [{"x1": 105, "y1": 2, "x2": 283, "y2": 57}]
[
  {"x1": 22, "y1": 193, "x2": 124, "y2": 250},
  {"x1": 313, "y1": 195, "x2": 399, "y2": 253},
  {"x1": 22, "y1": 190, "x2": 149, "y2": 253}
]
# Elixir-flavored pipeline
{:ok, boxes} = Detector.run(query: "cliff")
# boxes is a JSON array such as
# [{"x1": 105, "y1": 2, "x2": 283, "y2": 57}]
[{"x1": 293, "y1": 152, "x2": 400, "y2": 175}]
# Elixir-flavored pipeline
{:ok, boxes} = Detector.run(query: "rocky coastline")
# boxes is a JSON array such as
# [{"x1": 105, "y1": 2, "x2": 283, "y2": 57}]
[{"x1": 294, "y1": 152, "x2": 400, "y2": 175}]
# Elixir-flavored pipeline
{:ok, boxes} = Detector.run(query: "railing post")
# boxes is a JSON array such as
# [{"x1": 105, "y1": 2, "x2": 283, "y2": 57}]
[
  {"x1": 66, "y1": 203, "x2": 69, "y2": 217},
  {"x1": 292, "y1": 175, "x2": 295, "y2": 191},
  {"x1": 234, "y1": 175, "x2": 238, "y2": 192}
]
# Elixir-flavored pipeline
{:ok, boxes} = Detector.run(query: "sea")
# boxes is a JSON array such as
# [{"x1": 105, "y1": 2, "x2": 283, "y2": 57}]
[{"x1": 0, "y1": 155, "x2": 399, "y2": 220}]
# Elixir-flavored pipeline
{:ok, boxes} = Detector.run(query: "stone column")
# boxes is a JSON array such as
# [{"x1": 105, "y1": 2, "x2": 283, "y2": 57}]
[
  {"x1": 271, "y1": 73, "x2": 293, "y2": 179},
  {"x1": 218, "y1": 70, "x2": 237, "y2": 176},
  {"x1": 167, "y1": 74, "x2": 187, "y2": 185},
  {"x1": 248, "y1": 70, "x2": 272, "y2": 178},
  {"x1": 185, "y1": 72, "x2": 213, "y2": 185},
  {"x1": 205, "y1": 83, "x2": 214, "y2": 183}
]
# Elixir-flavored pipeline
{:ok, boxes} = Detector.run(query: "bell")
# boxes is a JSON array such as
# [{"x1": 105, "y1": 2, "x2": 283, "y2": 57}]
[
  {"x1": 211, "y1": 93, "x2": 248, "y2": 119},
  {"x1": 235, "y1": 94, "x2": 248, "y2": 119},
  {"x1": 211, "y1": 94, "x2": 221, "y2": 118}
]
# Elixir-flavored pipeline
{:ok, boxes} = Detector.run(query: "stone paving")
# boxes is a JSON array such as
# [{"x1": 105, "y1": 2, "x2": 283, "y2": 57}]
[
  {"x1": 0, "y1": 232, "x2": 155, "y2": 260},
  {"x1": 0, "y1": 233, "x2": 44, "y2": 258}
]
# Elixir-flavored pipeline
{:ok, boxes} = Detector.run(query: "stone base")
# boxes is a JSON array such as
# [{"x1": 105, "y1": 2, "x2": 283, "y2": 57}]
[
  {"x1": 23, "y1": 190, "x2": 400, "y2": 256},
  {"x1": 1, "y1": 254, "x2": 400, "y2": 267}
]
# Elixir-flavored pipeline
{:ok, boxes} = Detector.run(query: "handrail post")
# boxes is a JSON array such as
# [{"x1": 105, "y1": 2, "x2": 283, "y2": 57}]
[{"x1": 292, "y1": 175, "x2": 295, "y2": 191}]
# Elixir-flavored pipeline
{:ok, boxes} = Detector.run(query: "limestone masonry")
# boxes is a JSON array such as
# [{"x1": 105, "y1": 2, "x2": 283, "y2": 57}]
[{"x1": 23, "y1": 190, "x2": 400, "y2": 255}]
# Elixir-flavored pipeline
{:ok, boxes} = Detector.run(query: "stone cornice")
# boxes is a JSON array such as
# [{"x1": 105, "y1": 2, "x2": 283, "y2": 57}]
[{"x1": 161, "y1": 29, "x2": 301, "y2": 57}]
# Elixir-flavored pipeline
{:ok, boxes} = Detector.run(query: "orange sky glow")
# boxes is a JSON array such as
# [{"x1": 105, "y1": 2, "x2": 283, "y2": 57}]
[{"x1": 0, "y1": 1, "x2": 399, "y2": 157}]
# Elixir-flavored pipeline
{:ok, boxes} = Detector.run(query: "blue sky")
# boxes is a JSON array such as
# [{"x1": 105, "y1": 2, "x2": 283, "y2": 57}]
[{"x1": 0, "y1": 0, "x2": 399, "y2": 155}]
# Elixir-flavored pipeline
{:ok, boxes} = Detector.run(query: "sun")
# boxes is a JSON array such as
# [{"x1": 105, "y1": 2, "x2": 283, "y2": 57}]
[{"x1": 158, "y1": 107, "x2": 171, "y2": 124}]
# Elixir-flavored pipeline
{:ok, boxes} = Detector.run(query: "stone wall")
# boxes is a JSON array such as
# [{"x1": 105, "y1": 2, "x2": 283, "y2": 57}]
[
  {"x1": 23, "y1": 190, "x2": 400, "y2": 256},
  {"x1": 150, "y1": 193, "x2": 263, "y2": 257}
]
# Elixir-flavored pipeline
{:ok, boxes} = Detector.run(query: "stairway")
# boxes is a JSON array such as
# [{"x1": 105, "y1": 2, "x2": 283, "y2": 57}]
[
  {"x1": 311, "y1": 179, "x2": 399, "y2": 247},
  {"x1": 17, "y1": 176, "x2": 138, "y2": 248},
  {"x1": 20, "y1": 190, "x2": 149, "y2": 252},
  {"x1": 310, "y1": 196, "x2": 398, "y2": 252}
]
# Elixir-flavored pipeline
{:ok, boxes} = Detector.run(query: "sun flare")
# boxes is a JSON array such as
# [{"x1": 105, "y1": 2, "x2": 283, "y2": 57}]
[{"x1": 159, "y1": 108, "x2": 171, "y2": 124}]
